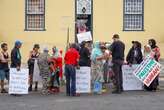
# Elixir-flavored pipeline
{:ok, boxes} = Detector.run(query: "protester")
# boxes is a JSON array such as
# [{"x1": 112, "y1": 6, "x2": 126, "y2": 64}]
[
  {"x1": 28, "y1": 44, "x2": 40, "y2": 91},
  {"x1": 126, "y1": 41, "x2": 143, "y2": 65},
  {"x1": 110, "y1": 34, "x2": 125, "y2": 94},
  {"x1": 143, "y1": 39, "x2": 160, "y2": 91},
  {"x1": 0, "y1": 43, "x2": 9, "y2": 93},
  {"x1": 64, "y1": 43, "x2": 80, "y2": 96},
  {"x1": 79, "y1": 41, "x2": 91, "y2": 67},
  {"x1": 91, "y1": 42, "x2": 105, "y2": 94},
  {"x1": 11, "y1": 40, "x2": 22, "y2": 69},
  {"x1": 48, "y1": 46, "x2": 61, "y2": 93},
  {"x1": 38, "y1": 47, "x2": 51, "y2": 95}
]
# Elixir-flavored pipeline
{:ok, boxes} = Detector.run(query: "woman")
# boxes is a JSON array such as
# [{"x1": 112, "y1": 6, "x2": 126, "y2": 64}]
[
  {"x1": 146, "y1": 39, "x2": 160, "y2": 91},
  {"x1": 91, "y1": 42, "x2": 105, "y2": 94},
  {"x1": 126, "y1": 41, "x2": 143, "y2": 65},
  {"x1": 28, "y1": 44, "x2": 40, "y2": 91},
  {"x1": 79, "y1": 41, "x2": 91, "y2": 67}
]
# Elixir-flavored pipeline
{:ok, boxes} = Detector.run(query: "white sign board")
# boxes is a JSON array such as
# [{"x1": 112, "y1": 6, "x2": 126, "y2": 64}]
[
  {"x1": 76, "y1": 67, "x2": 91, "y2": 93},
  {"x1": 122, "y1": 65, "x2": 143, "y2": 91},
  {"x1": 9, "y1": 68, "x2": 29, "y2": 94},
  {"x1": 77, "y1": 31, "x2": 92, "y2": 43}
]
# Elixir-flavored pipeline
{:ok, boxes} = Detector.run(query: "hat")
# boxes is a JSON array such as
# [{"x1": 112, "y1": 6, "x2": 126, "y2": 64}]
[
  {"x1": 43, "y1": 47, "x2": 49, "y2": 52},
  {"x1": 112, "y1": 34, "x2": 119, "y2": 39},
  {"x1": 15, "y1": 40, "x2": 22, "y2": 46}
]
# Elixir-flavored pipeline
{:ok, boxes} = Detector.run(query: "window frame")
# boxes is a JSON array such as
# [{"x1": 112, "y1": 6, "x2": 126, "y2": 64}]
[
  {"x1": 123, "y1": 0, "x2": 144, "y2": 31},
  {"x1": 25, "y1": 0, "x2": 46, "y2": 31}
]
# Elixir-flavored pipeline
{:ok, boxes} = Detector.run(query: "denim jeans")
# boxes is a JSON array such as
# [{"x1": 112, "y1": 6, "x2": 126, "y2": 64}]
[{"x1": 65, "y1": 64, "x2": 76, "y2": 96}]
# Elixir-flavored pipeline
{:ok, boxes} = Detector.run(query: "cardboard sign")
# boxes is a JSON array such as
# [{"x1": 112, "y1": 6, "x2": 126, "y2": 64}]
[
  {"x1": 77, "y1": 31, "x2": 92, "y2": 43},
  {"x1": 9, "y1": 68, "x2": 29, "y2": 94},
  {"x1": 133, "y1": 57, "x2": 161, "y2": 87},
  {"x1": 122, "y1": 65, "x2": 143, "y2": 91},
  {"x1": 76, "y1": 67, "x2": 91, "y2": 93}
]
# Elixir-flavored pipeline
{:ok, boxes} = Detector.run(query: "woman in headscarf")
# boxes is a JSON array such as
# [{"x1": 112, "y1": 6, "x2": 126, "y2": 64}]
[
  {"x1": 91, "y1": 42, "x2": 105, "y2": 94},
  {"x1": 146, "y1": 39, "x2": 160, "y2": 91}
]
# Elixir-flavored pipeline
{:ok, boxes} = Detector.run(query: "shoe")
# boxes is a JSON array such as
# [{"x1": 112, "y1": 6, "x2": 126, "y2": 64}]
[
  {"x1": 1, "y1": 89, "x2": 8, "y2": 93},
  {"x1": 72, "y1": 93, "x2": 80, "y2": 97},
  {"x1": 28, "y1": 85, "x2": 32, "y2": 92}
]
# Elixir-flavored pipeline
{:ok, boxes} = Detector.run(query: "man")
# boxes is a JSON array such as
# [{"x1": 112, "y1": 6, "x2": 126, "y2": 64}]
[
  {"x1": 11, "y1": 40, "x2": 22, "y2": 70},
  {"x1": 38, "y1": 47, "x2": 51, "y2": 95},
  {"x1": 64, "y1": 43, "x2": 80, "y2": 96},
  {"x1": 110, "y1": 34, "x2": 125, "y2": 94},
  {"x1": 0, "y1": 43, "x2": 9, "y2": 93}
]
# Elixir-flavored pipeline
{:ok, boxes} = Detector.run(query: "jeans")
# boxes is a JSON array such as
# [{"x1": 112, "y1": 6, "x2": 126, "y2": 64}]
[{"x1": 65, "y1": 64, "x2": 76, "y2": 96}]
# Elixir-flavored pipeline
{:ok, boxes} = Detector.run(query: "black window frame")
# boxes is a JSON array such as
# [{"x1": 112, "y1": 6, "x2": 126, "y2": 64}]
[
  {"x1": 25, "y1": 0, "x2": 46, "y2": 31},
  {"x1": 123, "y1": 0, "x2": 144, "y2": 31}
]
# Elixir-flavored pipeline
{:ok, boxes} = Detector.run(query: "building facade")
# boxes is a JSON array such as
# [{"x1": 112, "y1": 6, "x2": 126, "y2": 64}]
[{"x1": 0, "y1": 0, "x2": 164, "y2": 62}]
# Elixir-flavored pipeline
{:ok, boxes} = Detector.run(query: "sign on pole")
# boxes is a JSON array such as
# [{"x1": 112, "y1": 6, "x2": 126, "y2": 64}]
[
  {"x1": 133, "y1": 56, "x2": 161, "y2": 87},
  {"x1": 9, "y1": 68, "x2": 29, "y2": 94},
  {"x1": 122, "y1": 65, "x2": 143, "y2": 91},
  {"x1": 76, "y1": 67, "x2": 91, "y2": 93},
  {"x1": 77, "y1": 31, "x2": 92, "y2": 43}
]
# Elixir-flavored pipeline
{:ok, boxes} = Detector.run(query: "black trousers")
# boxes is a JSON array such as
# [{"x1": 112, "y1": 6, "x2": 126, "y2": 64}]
[{"x1": 112, "y1": 60, "x2": 123, "y2": 92}]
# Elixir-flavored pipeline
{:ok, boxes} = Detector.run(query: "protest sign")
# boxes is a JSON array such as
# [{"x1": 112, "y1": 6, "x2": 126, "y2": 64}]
[
  {"x1": 9, "y1": 68, "x2": 29, "y2": 94},
  {"x1": 77, "y1": 31, "x2": 92, "y2": 43},
  {"x1": 122, "y1": 65, "x2": 143, "y2": 91},
  {"x1": 76, "y1": 67, "x2": 91, "y2": 93},
  {"x1": 133, "y1": 57, "x2": 161, "y2": 87}
]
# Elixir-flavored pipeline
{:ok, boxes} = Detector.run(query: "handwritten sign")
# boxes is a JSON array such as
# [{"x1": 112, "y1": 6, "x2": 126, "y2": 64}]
[
  {"x1": 122, "y1": 65, "x2": 143, "y2": 91},
  {"x1": 133, "y1": 56, "x2": 161, "y2": 87},
  {"x1": 93, "y1": 81, "x2": 102, "y2": 93},
  {"x1": 76, "y1": 67, "x2": 91, "y2": 93},
  {"x1": 9, "y1": 68, "x2": 29, "y2": 94},
  {"x1": 77, "y1": 31, "x2": 92, "y2": 43}
]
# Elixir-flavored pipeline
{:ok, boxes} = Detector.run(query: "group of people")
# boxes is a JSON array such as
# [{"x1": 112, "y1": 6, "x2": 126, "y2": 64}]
[{"x1": 0, "y1": 34, "x2": 161, "y2": 96}]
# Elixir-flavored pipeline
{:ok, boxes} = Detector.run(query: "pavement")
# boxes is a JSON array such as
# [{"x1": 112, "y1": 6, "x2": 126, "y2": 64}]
[{"x1": 0, "y1": 59, "x2": 163, "y2": 110}]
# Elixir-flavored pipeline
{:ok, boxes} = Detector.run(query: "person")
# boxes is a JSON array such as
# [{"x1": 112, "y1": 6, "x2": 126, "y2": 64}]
[
  {"x1": 48, "y1": 46, "x2": 61, "y2": 93},
  {"x1": 38, "y1": 47, "x2": 51, "y2": 95},
  {"x1": 64, "y1": 43, "x2": 80, "y2": 96},
  {"x1": 144, "y1": 39, "x2": 160, "y2": 91},
  {"x1": 11, "y1": 40, "x2": 22, "y2": 70},
  {"x1": 126, "y1": 41, "x2": 143, "y2": 65},
  {"x1": 0, "y1": 43, "x2": 10, "y2": 93},
  {"x1": 91, "y1": 42, "x2": 105, "y2": 94},
  {"x1": 79, "y1": 41, "x2": 91, "y2": 67},
  {"x1": 110, "y1": 34, "x2": 125, "y2": 94},
  {"x1": 28, "y1": 44, "x2": 40, "y2": 91}
]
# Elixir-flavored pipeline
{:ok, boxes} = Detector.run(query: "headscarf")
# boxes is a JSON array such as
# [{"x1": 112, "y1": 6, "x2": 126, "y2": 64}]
[
  {"x1": 91, "y1": 42, "x2": 103, "y2": 61},
  {"x1": 52, "y1": 47, "x2": 60, "y2": 58}
]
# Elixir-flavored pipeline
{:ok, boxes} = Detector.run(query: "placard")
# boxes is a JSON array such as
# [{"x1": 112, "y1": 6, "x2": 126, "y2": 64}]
[
  {"x1": 133, "y1": 56, "x2": 161, "y2": 87},
  {"x1": 76, "y1": 67, "x2": 91, "y2": 93},
  {"x1": 9, "y1": 68, "x2": 29, "y2": 94},
  {"x1": 77, "y1": 31, "x2": 92, "y2": 43},
  {"x1": 122, "y1": 65, "x2": 143, "y2": 91}
]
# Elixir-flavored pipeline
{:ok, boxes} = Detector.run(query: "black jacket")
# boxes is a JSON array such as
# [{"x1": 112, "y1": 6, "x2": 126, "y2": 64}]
[
  {"x1": 126, "y1": 47, "x2": 143, "y2": 64},
  {"x1": 11, "y1": 47, "x2": 21, "y2": 68}
]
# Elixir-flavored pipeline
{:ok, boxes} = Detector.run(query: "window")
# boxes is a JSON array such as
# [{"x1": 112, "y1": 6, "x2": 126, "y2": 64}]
[
  {"x1": 25, "y1": 0, "x2": 45, "y2": 31},
  {"x1": 123, "y1": 0, "x2": 144, "y2": 31}
]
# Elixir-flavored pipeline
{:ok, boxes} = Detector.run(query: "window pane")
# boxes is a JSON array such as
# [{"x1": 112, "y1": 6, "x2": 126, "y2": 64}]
[
  {"x1": 27, "y1": 15, "x2": 44, "y2": 30},
  {"x1": 124, "y1": 14, "x2": 143, "y2": 30},
  {"x1": 27, "y1": 0, "x2": 44, "y2": 14},
  {"x1": 125, "y1": 0, "x2": 143, "y2": 14}
]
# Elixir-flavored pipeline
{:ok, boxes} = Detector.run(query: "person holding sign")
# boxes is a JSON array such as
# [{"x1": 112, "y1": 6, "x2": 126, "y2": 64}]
[
  {"x1": 0, "y1": 43, "x2": 10, "y2": 93},
  {"x1": 11, "y1": 40, "x2": 22, "y2": 70},
  {"x1": 126, "y1": 41, "x2": 143, "y2": 65},
  {"x1": 143, "y1": 39, "x2": 160, "y2": 91}
]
